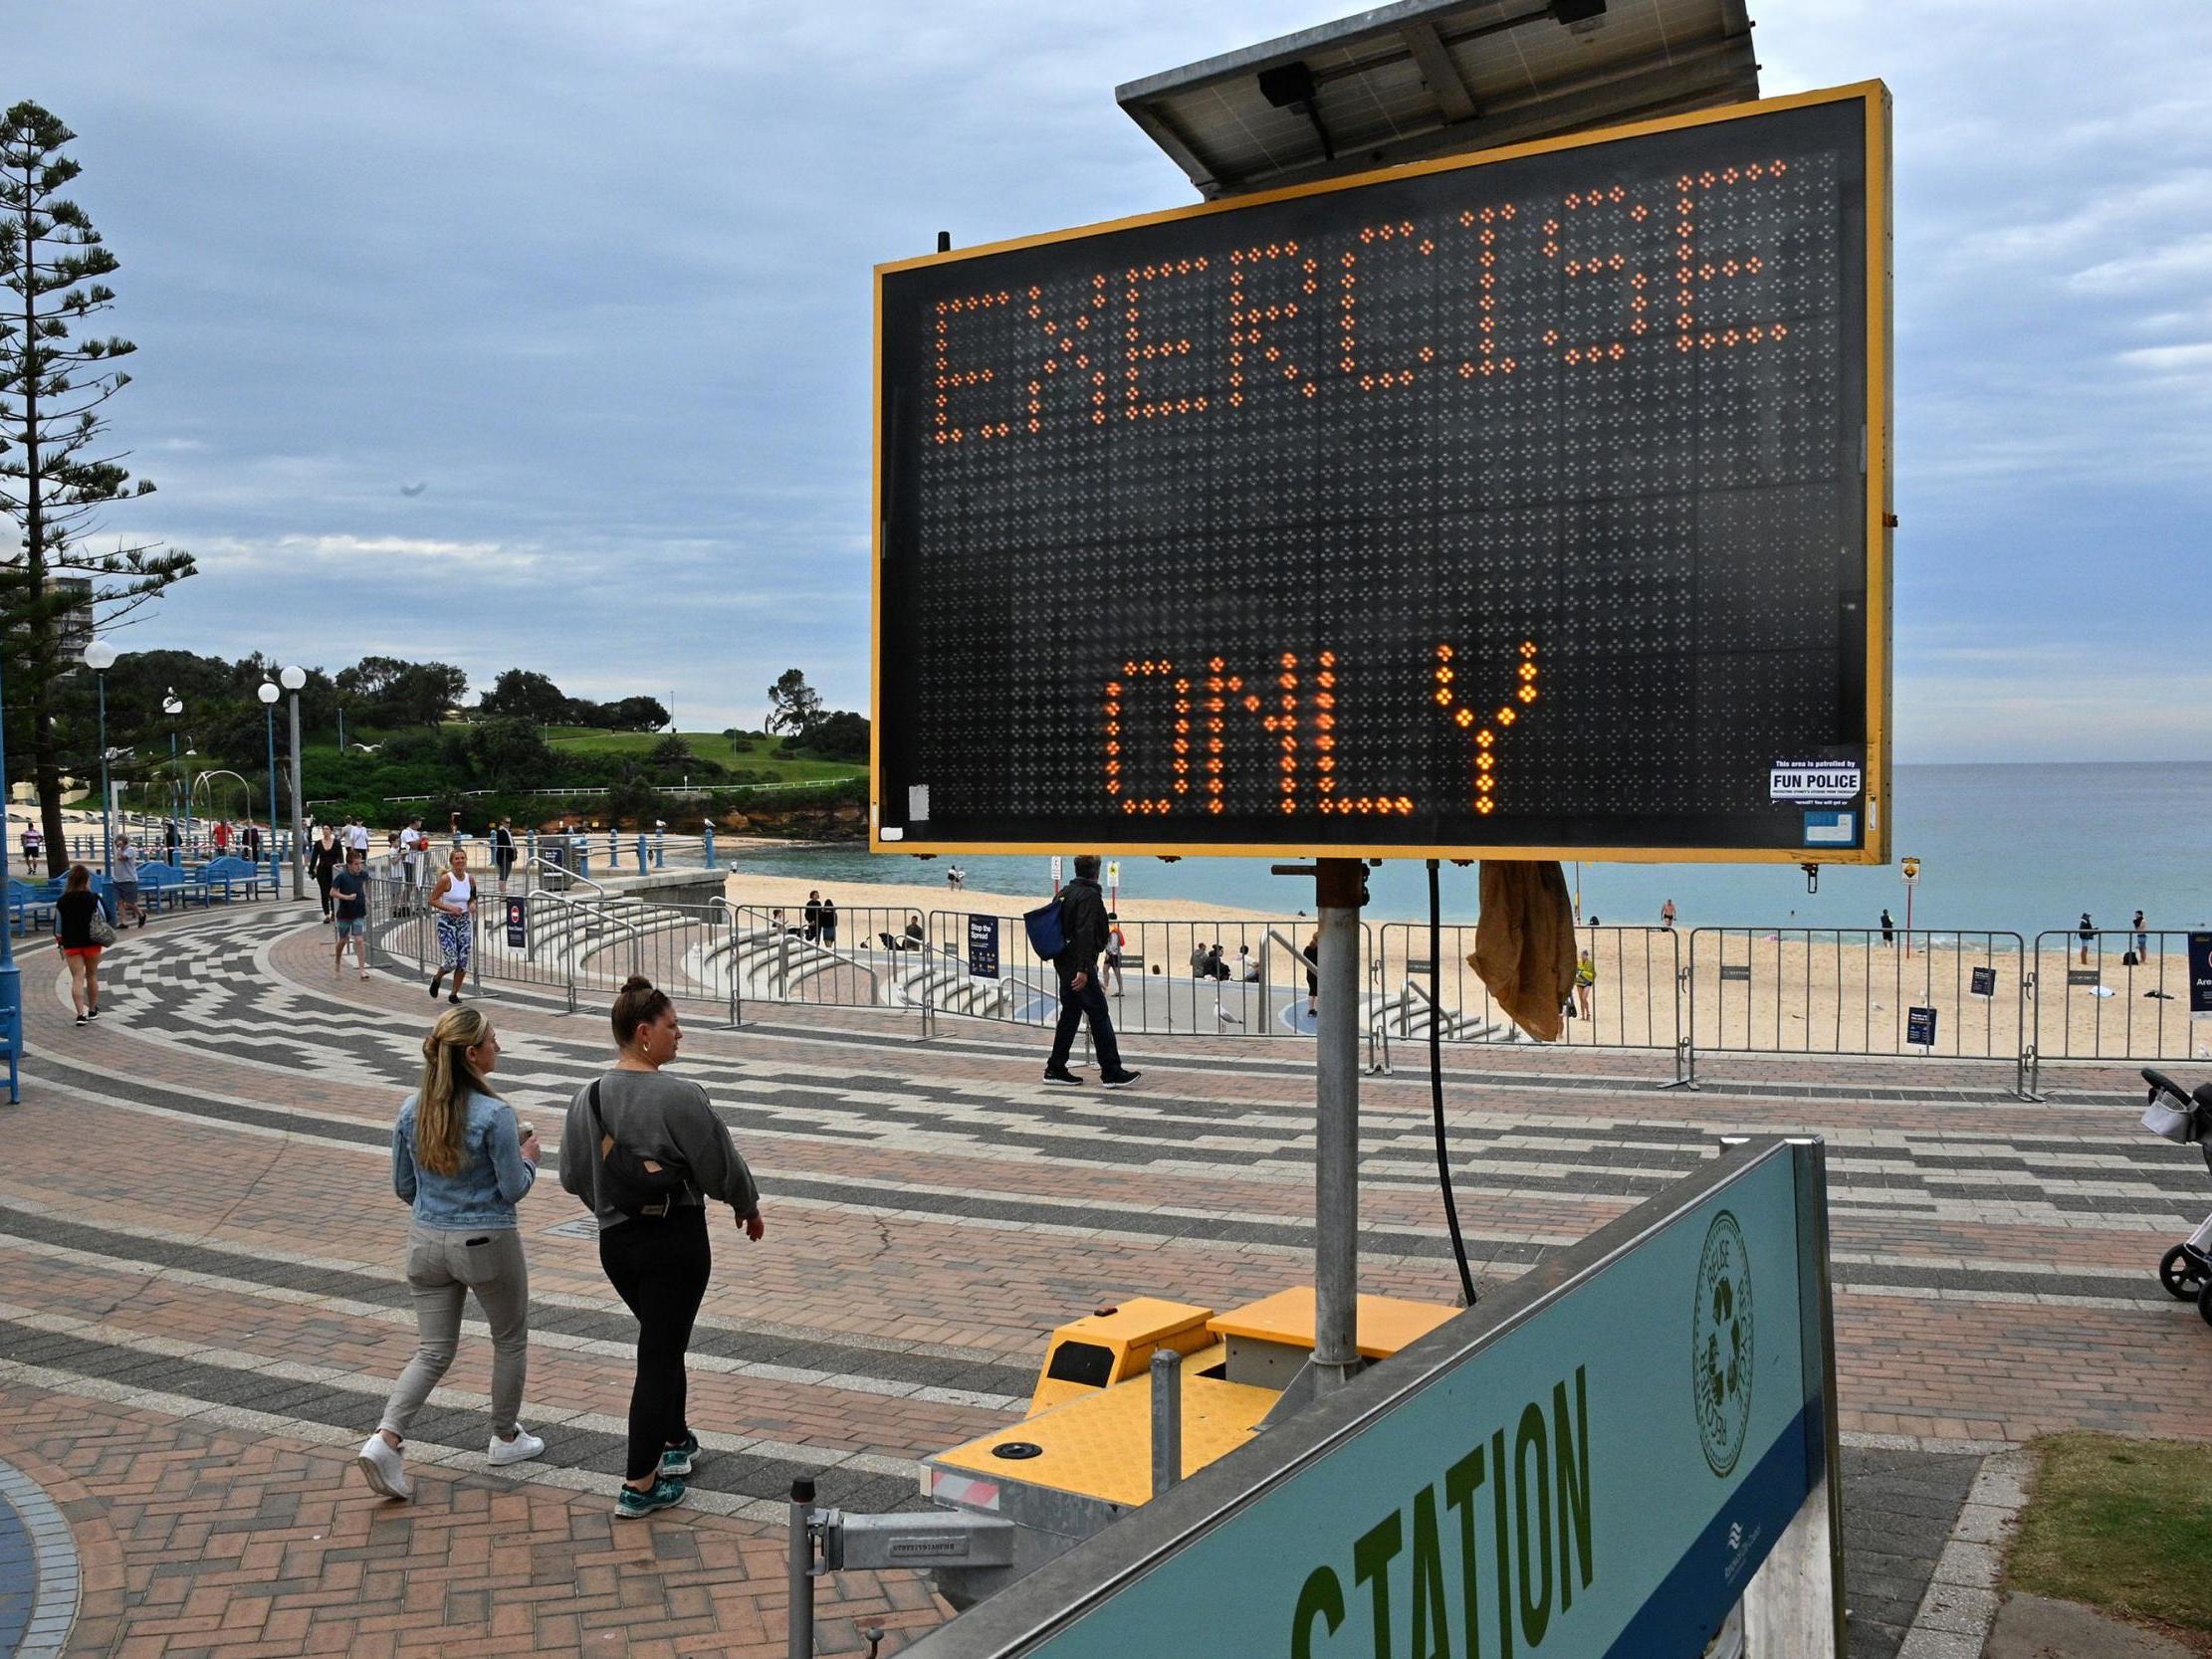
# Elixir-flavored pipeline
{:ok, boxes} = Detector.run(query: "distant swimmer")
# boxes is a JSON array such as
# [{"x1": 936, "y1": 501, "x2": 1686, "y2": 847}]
[{"x1": 1659, "y1": 898, "x2": 1676, "y2": 931}]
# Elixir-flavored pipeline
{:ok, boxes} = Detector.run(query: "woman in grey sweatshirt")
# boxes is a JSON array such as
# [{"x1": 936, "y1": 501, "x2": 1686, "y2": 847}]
[{"x1": 560, "y1": 975, "x2": 765, "y2": 1519}]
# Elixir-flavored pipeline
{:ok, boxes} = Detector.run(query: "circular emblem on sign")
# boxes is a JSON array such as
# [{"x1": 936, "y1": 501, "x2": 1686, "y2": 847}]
[{"x1": 1691, "y1": 1209, "x2": 1754, "y2": 1477}]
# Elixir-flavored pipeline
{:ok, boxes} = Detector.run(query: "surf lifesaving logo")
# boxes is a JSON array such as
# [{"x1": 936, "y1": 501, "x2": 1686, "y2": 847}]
[{"x1": 1692, "y1": 1209, "x2": 1754, "y2": 1477}]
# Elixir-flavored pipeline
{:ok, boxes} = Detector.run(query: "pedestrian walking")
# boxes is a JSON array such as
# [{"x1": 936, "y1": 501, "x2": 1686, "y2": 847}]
[
  {"x1": 1041, "y1": 854, "x2": 1140, "y2": 1088},
  {"x1": 399, "y1": 818, "x2": 427, "y2": 914},
  {"x1": 310, "y1": 825, "x2": 342, "y2": 921},
  {"x1": 1659, "y1": 898, "x2": 1675, "y2": 931},
  {"x1": 1103, "y1": 914, "x2": 1126, "y2": 995},
  {"x1": 802, "y1": 890, "x2": 822, "y2": 942},
  {"x1": 2078, "y1": 912, "x2": 2096, "y2": 966},
  {"x1": 355, "y1": 1006, "x2": 544, "y2": 1502},
  {"x1": 494, "y1": 818, "x2": 518, "y2": 895},
  {"x1": 212, "y1": 819, "x2": 232, "y2": 857},
  {"x1": 1880, "y1": 907, "x2": 1894, "y2": 945},
  {"x1": 22, "y1": 821, "x2": 42, "y2": 871},
  {"x1": 2133, "y1": 909, "x2": 2149, "y2": 961},
  {"x1": 162, "y1": 818, "x2": 179, "y2": 865},
  {"x1": 113, "y1": 836, "x2": 145, "y2": 929},
  {"x1": 818, "y1": 896, "x2": 837, "y2": 947},
  {"x1": 1574, "y1": 947, "x2": 1597, "y2": 1020},
  {"x1": 560, "y1": 977, "x2": 766, "y2": 1518},
  {"x1": 428, "y1": 845, "x2": 476, "y2": 1004},
  {"x1": 243, "y1": 822, "x2": 263, "y2": 865},
  {"x1": 1304, "y1": 928, "x2": 1321, "y2": 1018},
  {"x1": 345, "y1": 813, "x2": 371, "y2": 867},
  {"x1": 54, "y1": 865, "x2": 108, "y2": 1025},
  {"x1": 332, "y1": 849, "x2": 371, "y2": 978},
  {"x1": 903, "y1": 913, "x2": 925, "y2": 949}
]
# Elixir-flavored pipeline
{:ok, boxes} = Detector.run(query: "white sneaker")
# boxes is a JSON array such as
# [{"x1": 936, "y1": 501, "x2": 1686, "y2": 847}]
[
  {"x1": 356, "y1": 1433, "x2": 412, "y2": 1501},
  {"x1": 488, "y1": 1426, "x2": 545, "y2": 1467}
]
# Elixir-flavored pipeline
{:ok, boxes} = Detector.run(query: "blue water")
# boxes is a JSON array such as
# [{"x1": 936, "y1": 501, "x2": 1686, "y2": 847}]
[{"x1": 736, "y1": 763, "x2": 2212, "y2": 935}]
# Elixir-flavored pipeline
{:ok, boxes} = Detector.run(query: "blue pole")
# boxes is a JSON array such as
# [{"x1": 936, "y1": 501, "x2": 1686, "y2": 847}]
[
  {"x1": 168, "y1": 730, "x2": 177, "y2": 854},
  {"x1": 96, "y1": 673, "x2": 111, "y2": 884},
  {"x1": 264, "y1": 702, "x2": 281, "y2": 897},
  {"x1": 634, "y1": 834, "x2": 647, "y2": 875},
  {"x1": 0, "y1": 659, "x2": 21, "y2": 1104},
  {"x1": 703, "y1": 823, "x2": 716, "y2": 868}
]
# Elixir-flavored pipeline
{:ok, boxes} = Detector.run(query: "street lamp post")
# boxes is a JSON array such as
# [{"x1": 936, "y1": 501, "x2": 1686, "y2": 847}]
[
  {"x1": 281, "y1": 665, "x2": 307, "y2": 899},
  {"x1": 258, "y1": 682, "x2": 282, "y2": 894},
  {"x1": 84, "y1": 641, "x2": 117, "y2": 882},
  {"x1": 162, "y1": 691, "x2": 183, "y2": 863}
]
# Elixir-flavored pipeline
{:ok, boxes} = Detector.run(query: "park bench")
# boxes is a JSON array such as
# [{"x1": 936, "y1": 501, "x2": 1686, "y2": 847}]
[
  {"x1": 199, "y1": 856, "x2": 270, "y2": 903},
  {"x1": 136, "y1": 863, "x2": 212, "y2": 912}
]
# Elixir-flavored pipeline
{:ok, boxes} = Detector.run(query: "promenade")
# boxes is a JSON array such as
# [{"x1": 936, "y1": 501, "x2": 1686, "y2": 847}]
[{"x1": 0, "y1": 901, "x2": 2202, "y2": 1658}]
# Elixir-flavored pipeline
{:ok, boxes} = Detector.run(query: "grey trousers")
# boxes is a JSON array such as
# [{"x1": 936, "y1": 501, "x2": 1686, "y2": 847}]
[{"x1": 380, "y1": 1223, "x2": 530, "y2": 1440}]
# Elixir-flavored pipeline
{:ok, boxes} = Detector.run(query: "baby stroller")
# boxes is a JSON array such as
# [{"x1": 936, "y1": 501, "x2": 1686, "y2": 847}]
[{"x1": 2142, "y1": 1067, "x2": 2212, "y2": 1328}]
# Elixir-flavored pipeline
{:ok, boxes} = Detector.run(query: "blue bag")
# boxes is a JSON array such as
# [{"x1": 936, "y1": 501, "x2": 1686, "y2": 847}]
[{"x1": 1023, "y1": 894, "x2": 1067, "y2": 960}]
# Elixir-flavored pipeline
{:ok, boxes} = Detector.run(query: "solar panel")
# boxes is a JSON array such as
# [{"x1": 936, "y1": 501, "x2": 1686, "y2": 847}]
[{"x1": 1118, "y1": 0, "x2": 1758, "y2": 199}]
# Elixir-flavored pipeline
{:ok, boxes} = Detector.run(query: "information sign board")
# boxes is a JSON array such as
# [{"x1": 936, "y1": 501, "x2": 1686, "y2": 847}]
[
  {"x1": 873, "y1": 85, "x2": 1891, "y2": 862},
  {"x1": 1969, "y1": 966, "x2": 1996, "y2": 999},
  {"x1": 969, "y1": 915, "x2": 1001, "y2": 980},
  {"x1": 903, "y1": 1140, "x2": 1832, "y2": 1659},
  {"x1": 2190, "y1": 933, "x2": 2212, "y2": 1017},
  {"x1": 1906, "y1": 1005, "x2": 1936, "y2": 1047},
  {"x1": 504, "y1": 897, "x2": 527, "y2": 949}
]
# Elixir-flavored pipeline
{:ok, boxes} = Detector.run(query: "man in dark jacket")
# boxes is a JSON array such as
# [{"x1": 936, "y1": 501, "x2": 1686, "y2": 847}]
[{"x1": 1044, "y1": 855, "x2": 1140, "y2": 1089}]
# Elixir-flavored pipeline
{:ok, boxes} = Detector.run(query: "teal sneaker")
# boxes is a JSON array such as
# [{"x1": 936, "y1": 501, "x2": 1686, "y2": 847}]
[
  {"x1": 615, "y1": 1477, "x2": 687, "y2": 1520},
  {"x1": 659, "y1": 1431, "x2": 701, "y2": 1479}
]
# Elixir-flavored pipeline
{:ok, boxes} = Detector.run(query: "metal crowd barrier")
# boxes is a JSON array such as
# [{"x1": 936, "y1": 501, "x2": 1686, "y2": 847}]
[
  {"x1": 1371, "y1": 922, "x2": 1681, "y2": 1072},
  {"x1": 2023, "y1": 930, "x2": 2205, "y2": 1098},
  {"x1": 1683, "y1": 927, "x2": 2030, "y2": 1096}
]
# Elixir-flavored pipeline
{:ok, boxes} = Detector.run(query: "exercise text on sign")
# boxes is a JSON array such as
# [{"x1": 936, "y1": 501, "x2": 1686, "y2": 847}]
[{"x1": 932, "y1": 160, "x2": 1794, "y2": 445}]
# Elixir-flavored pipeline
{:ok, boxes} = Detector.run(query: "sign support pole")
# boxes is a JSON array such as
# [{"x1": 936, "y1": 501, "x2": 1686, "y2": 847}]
[{"x1": 1269, "y1": 857, "x2": 1366, "y2": 1418}]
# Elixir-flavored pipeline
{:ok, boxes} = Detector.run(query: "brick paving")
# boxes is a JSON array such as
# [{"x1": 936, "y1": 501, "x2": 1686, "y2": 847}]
[{"x1": 0, "y1": 899, "x2": 2204, "y2": 1656}]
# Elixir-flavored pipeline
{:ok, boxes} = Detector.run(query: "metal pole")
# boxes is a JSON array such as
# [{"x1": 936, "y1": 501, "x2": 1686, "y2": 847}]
[
  {"x1": 286, "y1": 692, "x2": 306, "y2": 899},
  {"x1": 0, "y1": 659, "x2": 19, "y2": 1104},
  {"x1": 336, "y1": 705, "x2": 344, "y2": 752},
  {"x1": 95, "y1": 672, "x2": 111, "y2": 884},
  {"x1": 1312, "y1": 858, "x2": 1362, "y2": 1387},
  {"x1": 1150, "y1": 1348, "x2": 1184, "y2": 1497},
  {"x1": 263, "y1": 704, "x2": 281, "y2": 897},
  {"x1": 786, "y1": 1478, "x2": 816, "y2": 1659}
]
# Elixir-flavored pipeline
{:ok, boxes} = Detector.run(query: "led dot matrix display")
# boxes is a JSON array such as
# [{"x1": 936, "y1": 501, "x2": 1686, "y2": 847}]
[{"x1": 873, "y1": 85, "x2": 1891, "y2": 860}]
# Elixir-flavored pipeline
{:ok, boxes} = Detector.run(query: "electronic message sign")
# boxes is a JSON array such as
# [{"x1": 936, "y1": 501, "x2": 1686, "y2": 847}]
[{"x1": 872, "y1": 84, "x2": 1891, "y2": 861}]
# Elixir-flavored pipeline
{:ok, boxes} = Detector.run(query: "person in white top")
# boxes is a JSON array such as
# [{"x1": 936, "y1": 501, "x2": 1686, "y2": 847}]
[
  {"x1": 398, "y1": 818, "x2": 428, "y2": 913},
  {"x1": 345, "y1": 815, "x2": 372, "y2": 862},
  {"x1": 428, "y1": 845, "x2": 476, "y2": 1003}
]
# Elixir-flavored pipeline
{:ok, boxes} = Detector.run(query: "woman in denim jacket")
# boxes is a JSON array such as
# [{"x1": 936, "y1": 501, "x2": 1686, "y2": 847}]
[{"x1": 357, "y1": 1006, "x2": 543, "y2": 1501}]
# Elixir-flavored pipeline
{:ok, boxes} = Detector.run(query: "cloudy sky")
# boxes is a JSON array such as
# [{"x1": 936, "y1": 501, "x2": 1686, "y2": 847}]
[{"x1": 17, "y1": 1, "x2": 2212, "y2": 757}]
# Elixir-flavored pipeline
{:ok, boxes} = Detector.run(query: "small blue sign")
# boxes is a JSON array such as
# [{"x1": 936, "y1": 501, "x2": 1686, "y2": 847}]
[
  {"x1": 1906, "y1": 1005, "x2": 1937, "y2": 1047},
  {"x1": 968, "y1": 914, "x2": 1000, "y2": 981},
  {"x1": 1801, "y1": 808, "x2": 1858, "y2": 848}
]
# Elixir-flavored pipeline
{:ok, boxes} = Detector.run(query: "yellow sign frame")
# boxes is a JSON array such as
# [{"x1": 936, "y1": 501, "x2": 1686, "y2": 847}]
[{"x1": 870, "y1": 81, "x2": 1893, "y2": 865}]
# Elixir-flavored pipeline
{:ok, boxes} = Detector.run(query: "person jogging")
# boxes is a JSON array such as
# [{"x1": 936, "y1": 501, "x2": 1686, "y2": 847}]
[
  {"x1": 561, "y1": 977, "x2": 766, "y2": 1518},
  {"x1": 1041, "y1": 855, "x2": 1139, "y2": 1089},
  {"x1": 355, "y1": 1006, "x2": 543, "y2": 1502},
  {"x1": 428, "y1": 845, "x2": 476, "y2": 1003},
  {"x1": 332, "y1": 848, "x2": 371, "y2": 978}
]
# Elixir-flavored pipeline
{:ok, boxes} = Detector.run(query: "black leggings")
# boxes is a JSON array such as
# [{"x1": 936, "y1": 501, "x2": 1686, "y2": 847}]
[
  {"x1": 315, "y1": 868, "x2": 334, "y2": 917},
  {"x1": 597, "y1": 1206, "x2": 711, "y2": 1480}
]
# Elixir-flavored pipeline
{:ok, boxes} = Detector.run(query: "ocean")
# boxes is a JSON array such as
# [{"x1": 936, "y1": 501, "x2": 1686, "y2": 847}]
[{"x1": 733, "y1": 762, "x2": 2212, "y2": 938}]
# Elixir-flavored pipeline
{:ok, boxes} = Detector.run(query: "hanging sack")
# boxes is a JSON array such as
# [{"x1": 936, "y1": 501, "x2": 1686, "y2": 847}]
[
  {"x1": 585, "y1": 1079, "x2": 688, "y2": 1219},
  {"x1": 1023, "y1": 894, "x2": 1067, "y2": 960}
]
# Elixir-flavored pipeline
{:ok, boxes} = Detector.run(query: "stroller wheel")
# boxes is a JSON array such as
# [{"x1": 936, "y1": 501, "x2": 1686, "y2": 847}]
[{"x1": 2159, "y1": 1244, "x2": 2205, "y2": 1302}]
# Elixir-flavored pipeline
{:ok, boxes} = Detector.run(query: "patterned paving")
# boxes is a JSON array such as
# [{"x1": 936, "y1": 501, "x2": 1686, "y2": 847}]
[{"x1": 0, "y1": 899, "x2": 2204, "y2": 1657}]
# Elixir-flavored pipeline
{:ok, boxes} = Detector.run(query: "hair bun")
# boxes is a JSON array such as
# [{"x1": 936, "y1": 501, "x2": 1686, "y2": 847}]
[{"x1": 620, "y1": 975, "x2": 654, "y2": 993}]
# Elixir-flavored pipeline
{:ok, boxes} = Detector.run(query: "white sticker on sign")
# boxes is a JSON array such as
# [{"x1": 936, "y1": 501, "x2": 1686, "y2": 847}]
[{"x1": 1770, "y1": 760, "x2": 1863, "y2": 803}]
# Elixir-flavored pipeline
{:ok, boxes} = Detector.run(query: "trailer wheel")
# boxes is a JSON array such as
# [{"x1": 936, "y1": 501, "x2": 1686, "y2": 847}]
[{"x1": 2160, "y1": 1244, "x2": 2203, "y2": 1301}]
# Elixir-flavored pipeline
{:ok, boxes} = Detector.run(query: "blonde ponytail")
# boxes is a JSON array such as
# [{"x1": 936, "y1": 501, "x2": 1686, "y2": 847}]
[{"x1": 415, "y1": 1005, "x2": 495, "y2": 1175}]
